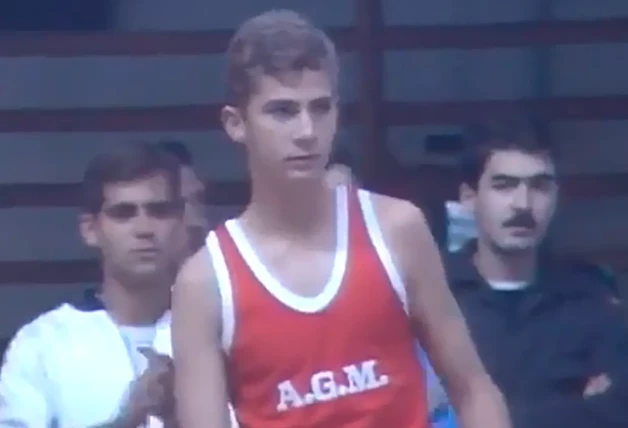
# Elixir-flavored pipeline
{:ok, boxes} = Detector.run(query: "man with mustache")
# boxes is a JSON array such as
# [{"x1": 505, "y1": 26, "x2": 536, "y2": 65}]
[{"x1": 446, "y1": 112, "x2": 628, "y2": 427}]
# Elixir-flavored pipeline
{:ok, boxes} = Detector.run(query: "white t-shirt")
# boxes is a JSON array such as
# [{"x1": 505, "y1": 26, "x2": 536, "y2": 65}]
[{"x1": 118, "y1": 325, "x2": 157, "y2": 374}]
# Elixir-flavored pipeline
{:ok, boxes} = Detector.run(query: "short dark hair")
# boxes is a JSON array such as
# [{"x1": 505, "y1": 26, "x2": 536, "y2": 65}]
[
  {"x1": 459, "y1": 111, "x2": 556, "y2": 188},
  {"x1": 81, "y1": 142, "x2": 181, "y2": 214},
  {"x1": 155, "y1": 140, "x2": 193, "y2": 166},
  {"x1": 226, "y1": 9, "x2": 339, "y2": 106}
]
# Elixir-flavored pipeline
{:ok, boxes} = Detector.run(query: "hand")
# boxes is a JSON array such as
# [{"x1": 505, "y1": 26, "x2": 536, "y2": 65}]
[
  {"x1": 583, "y1": 373, "x2": 611, "y2": 397},
  {"x1": 118, "y1": 348, "x2": 175, "y2": 427}
]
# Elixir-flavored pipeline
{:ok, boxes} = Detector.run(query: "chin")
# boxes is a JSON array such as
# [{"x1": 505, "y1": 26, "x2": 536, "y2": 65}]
[
  {"x1": 285, "y1": 172, "x2": 325, "y2": 183},
  {"x1": 128, "y1": 265, "x2": 162, "y2": 279},
  {"x1": 496, "y1": 240, "x2": 537, "y2": 254}
]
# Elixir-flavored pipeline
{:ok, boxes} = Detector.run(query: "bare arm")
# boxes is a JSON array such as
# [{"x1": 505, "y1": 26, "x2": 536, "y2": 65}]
[
  {"x1": 378, "y1": 196, "x2": 511, "y2": 428},
  {"x1": 171, "y1": 250, "x2": 231, "y2": 428}
]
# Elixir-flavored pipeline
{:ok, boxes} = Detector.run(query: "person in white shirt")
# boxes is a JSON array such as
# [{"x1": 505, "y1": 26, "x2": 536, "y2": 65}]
[{"x1": 0, "y1": 142, "x2": 185, "y2": 427}]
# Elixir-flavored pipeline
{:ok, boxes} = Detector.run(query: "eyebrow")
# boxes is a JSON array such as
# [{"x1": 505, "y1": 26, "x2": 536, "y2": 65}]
[
  {"x1": 104, "y1": 199, "x2": 177, "y2": 209},
  {"x1": 263, "y1": 96, "x2": 333, "y2": 107},
  {"x1": 263, "y1": 98, "x2": 297, "y2": 107},
  {"x1": 491, "y1": 173, "x2": 556, "y2": 181}
]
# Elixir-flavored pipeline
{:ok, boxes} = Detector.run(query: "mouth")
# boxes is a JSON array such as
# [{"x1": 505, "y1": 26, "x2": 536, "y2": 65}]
[
  {"x1": 507, "y1": 226, "x2": 535, "y2": 236},
  {"x1": 131, "y1": 248, "x2": 160, "y2": 256},
  {"x1": 285, "y1": 154, "x2": 319, "y2": 163}
]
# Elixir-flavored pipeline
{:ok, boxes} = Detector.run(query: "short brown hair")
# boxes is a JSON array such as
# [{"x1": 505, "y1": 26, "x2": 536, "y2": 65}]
[
  {"x1": 225, "y1": 9, "x2": 339, "y2": 106},
  {"x1": 81, "y1": 142, "x2": 181, "y2": 214}
]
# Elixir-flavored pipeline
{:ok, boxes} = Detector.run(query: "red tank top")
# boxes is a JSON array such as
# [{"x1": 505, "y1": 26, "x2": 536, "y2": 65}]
[{"x1": 209, "y1": 186, "x2": 428, "y2": 428}]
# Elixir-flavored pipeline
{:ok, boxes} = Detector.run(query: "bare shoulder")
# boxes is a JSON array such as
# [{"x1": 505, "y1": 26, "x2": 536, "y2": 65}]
[
  {"x1": 175, "y1": 247, "x2": 215, "y2": 290},
  {"x1": 171, "y1": 246, "x2": 221, "y2": 335},
  {"x1": 368, "y1": 191, "x2": 431, "y2": 245}
]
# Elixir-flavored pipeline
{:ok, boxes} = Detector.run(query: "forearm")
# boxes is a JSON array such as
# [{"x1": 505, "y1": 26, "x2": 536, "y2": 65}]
[{"x1": 453, "y1": 375, "x2": 512, "y2": 428}]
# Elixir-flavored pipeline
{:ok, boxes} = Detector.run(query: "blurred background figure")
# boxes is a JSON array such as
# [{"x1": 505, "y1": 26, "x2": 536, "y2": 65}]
[
  {"x1": 326, "y1": 144, "x2": 358, "y2": 187},
  {"x1": 446, "y1": 200, "x2": 477, "y2": 252},
  {"x1": 156, "y1": 141, "x2": 209, "y2": 260},
  {"x1": 0, "y1": 142, "x2": 182, "y2": 427}
]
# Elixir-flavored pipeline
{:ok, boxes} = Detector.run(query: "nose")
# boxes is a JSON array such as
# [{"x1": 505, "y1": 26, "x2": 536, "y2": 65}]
[
  {"x1": 511, "y1": 183, "x2": 532, "y2": 210},
  {"x1": 294, "y1": 110, "x2": 315, "y2": 142},
  {"x1": 131, "y1": 212, "x2": 156, "y2": 238}
]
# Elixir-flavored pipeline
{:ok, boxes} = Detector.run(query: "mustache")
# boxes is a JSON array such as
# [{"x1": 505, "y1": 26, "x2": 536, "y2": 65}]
[{"x1": 503, "y1": 212, "x2": 537, "y2": 229}]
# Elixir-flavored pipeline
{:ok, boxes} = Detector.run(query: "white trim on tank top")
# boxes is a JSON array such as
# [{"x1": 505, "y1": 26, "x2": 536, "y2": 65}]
[
  {"x1": 357, "y1": 189, "x2": 408, "y2": 314},
  {"x1": 223, "y1": 185, "x2": 349, "y2": 314},
  {"x1": 206, "y1": 231, "x2": 236, "y2": 353}
]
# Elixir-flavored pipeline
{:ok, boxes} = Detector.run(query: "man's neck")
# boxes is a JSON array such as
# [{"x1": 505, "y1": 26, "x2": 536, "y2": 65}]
[
  {"x1": 99, "y1": 277, "x2": 170, "y2": 326},
  {"x1": 474, "y1": 241, "x2": 537, "y2": 283},
  {"x1": 245, "y1": 176, "x2": 334, "y2": 238}
]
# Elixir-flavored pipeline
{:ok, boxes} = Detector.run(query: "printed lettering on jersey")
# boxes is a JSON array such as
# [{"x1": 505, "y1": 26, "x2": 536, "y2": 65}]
[{"x1": 276, "y1": 359, "x2": 390, "y2": 412}]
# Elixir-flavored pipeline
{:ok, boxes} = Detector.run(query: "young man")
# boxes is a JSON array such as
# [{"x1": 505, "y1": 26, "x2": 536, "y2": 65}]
[
  {"x1": 171, "y1": 10, "x2": 510, "y2": 428},
  {"x1": 448, "y1": 113, "x2": 628, "y2": 427},
  {"x1": 0, "y1": 143, "x2": 183, "y2": 427}
]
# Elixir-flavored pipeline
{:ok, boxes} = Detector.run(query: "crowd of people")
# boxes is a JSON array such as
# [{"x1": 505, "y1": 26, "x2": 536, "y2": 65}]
[{"x1": 1, "y1": 8, "x2": 628, "y2": 428}]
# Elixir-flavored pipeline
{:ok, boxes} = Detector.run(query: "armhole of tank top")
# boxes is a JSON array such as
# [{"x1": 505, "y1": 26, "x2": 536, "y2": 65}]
[
  {"x1": 356, "y1": 190, "x2": 409, "y2": 314},
  {"x1": 206, "y1": 231, "x2": 236, "y2": 354}
]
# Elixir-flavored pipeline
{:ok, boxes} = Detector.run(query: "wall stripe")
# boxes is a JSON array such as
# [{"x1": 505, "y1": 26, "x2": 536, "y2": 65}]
[
  {"x1": 115, "y1": 0, "x2": 356, "y2": 31},
  {"x1": 387, "y1": 120, "x2": 628, "y2": 175},
  {"x1": 0, "y1": 260, "x2": 98, "y2": 284},
  {"x1": 0, "y1": 53, "x2": 359, "y2": 109},
  {"x1": 382, "y1": 96, "x2": 628, "y2": 126},
  {"x1": 0, "y1": 104, "x2": 358, "y2": 132},
  {"x1": 384, "y1": 0, "x2": 628, "y2": 25},
  {"x1": 1, "y1": 18, "x2": 626, "y2": 58},
  {"x1": 0, "y1": 28, "x2": 356, "y2": 57},
  {"x1": 0, "y1": 56, "x2": 227, "y2": 109},
  {"x1": 379, "y1": 18, "x2": 628, "y2": 50},
  {"x1": 2, "y1": 96, "x2": 628, "y2": 133}
]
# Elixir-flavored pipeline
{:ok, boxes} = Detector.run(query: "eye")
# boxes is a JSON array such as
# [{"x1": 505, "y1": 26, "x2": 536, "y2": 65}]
[
  {"x1": 146, "y1": 201, "x2": 183, "y2": 219},
  {"x1": 529, "y1": 177, "x2": 555, "y2": 192},
  {"x1": 266, "y1": 102, "x2": 299, "y2": 119},
  {"x1": 310, "y1": 99, "x2": 332, "y2": 116},
  {"x1": 105, "y1": 204, "x2": 137, "y2": 220},
  {"x1": 492, "y1": 179, "x2": 518, "y2": 190}
]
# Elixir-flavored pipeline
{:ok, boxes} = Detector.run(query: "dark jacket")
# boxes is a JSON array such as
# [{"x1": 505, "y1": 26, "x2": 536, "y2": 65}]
[{"x1": 446, "y1": 243, "x2": 628, "y2": 428}]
